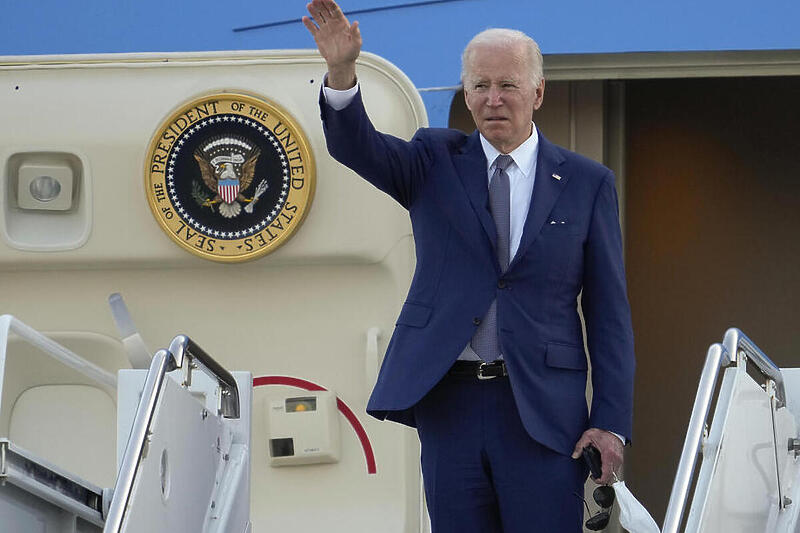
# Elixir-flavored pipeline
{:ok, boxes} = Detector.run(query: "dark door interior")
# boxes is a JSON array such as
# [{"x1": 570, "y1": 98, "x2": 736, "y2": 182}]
[{"x1": 625, "y1": 76, "x2": 800, "y2": 522}]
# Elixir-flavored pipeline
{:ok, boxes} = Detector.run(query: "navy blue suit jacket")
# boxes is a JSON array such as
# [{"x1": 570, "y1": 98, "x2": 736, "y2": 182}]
[{"x1": 321, "y1": 89, "x2": 635, "y2": 456}]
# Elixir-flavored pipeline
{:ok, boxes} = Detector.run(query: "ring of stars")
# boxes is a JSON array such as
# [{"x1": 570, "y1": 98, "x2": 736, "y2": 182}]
[{"x1": 166, "y1": 114, "x2": 291, "y2": 240}]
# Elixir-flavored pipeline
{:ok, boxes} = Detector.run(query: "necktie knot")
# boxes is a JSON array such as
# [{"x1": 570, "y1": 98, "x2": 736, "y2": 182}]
[{"x1": 493, "y1": 154, "x2": 514, "y2": 173}]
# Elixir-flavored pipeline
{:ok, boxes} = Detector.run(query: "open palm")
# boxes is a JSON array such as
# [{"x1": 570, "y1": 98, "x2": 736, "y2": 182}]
[{"x1": 303, "y1": 0, "x2": 362, "y2": 80}]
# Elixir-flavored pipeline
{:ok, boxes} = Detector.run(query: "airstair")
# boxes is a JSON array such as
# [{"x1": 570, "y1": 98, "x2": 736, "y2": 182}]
[
  {"x1": 0, "y1": 315, "x2": 252, "y2": 533},
  {"x1": 663, "y1": 328, "x2": 800, "y2": 533}
]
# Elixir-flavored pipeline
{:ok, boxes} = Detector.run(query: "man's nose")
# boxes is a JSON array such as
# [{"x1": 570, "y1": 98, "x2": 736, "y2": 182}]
[{"x1": 487, "y1": 87, "x2": 503, "y2": 106}]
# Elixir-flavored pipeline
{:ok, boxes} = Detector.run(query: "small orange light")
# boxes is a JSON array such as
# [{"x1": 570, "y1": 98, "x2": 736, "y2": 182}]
[{"x1": 286, "y1": 396, "x2": 317, "y2": 412}]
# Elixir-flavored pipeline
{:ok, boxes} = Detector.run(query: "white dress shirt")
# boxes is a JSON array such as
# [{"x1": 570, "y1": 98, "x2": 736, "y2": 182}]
[
  {"x1": 323, "y1": 82, "x2": 360, "y2": 110},
  {"x1": 478, "y1": 130, "x2": 539, "y2": 264}
]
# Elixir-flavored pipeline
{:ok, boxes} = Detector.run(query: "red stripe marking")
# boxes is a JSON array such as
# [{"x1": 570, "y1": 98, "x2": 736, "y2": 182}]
[{"x1": 253, "y1": 375, "x2": 377, "y2": 475}]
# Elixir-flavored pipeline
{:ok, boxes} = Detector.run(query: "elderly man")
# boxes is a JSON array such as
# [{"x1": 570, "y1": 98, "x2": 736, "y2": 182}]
[{"x1": 304, "y1": 1, "x2": 635, "y2": 531}]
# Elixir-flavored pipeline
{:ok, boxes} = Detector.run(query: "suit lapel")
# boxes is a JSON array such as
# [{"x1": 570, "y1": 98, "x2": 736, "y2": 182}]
[
  {"x1": 508, "y1": 131, "x2": 567, "y2": 271},
  {"x1": 452, "y1": 131, "x2": 497, "y2": 252}
]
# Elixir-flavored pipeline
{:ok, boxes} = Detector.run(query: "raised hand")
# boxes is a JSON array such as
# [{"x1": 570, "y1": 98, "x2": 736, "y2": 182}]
[{"x1": 303, "y1": 0, "x2": 362, "y2": 89}]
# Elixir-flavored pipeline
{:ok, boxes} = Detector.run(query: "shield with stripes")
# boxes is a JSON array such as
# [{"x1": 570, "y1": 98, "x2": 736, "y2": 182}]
[{"x1": 218, "y1": 177, "x2": 240, "y2": 204}]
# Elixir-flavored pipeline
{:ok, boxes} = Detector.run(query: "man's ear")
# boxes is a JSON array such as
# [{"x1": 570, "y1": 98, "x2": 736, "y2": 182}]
[
  {"x1": 463, "y1": 88, "x2": 472, "y2": 112},
  {"x1": 532, "y1": 79, "x2": 545, "y2": 111}
]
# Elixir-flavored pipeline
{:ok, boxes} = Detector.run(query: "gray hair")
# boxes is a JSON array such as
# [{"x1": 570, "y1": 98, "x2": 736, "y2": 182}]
[{"x1": 461, "y1": 28, "x2": 544, "y2": 87}]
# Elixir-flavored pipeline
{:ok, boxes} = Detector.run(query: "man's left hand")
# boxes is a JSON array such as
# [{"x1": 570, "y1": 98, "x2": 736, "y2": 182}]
[{"x1": 571, "y1": 428, "x2": 624, "y2": 485}]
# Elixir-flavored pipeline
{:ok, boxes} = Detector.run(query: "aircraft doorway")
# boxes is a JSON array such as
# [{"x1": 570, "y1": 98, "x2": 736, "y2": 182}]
[{"x1": 623, "y1": 75, "x2": 800, "y2": 522}]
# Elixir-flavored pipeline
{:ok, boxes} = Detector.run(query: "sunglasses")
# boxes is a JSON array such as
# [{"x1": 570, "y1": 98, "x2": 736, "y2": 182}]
[{"x1": 575, "y1": 485, "x2": 616, "y2": 531}]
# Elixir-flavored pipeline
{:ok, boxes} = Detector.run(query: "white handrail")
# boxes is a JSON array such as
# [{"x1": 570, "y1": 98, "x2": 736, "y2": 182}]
[
  {"x1": 103, "y1": 349, "x2": 171, "y2": 532},
  {"x1": 723, "y1": 327, "x2": 785, "y2": 407},
  {"x1": 0, "y1": 314, "x2": 116, "y2": 389},
  {"x1": 662, "y1": 343, "x2": 729, "y2": 533},
  {"x1": 663, "y1": 327, "x2": 788, "y2": 532}
]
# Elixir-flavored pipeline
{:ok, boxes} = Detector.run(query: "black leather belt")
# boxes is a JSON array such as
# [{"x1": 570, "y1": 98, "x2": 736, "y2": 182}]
[{"x1": 448, "y1": 360, "x2": 508, "y2": 380}]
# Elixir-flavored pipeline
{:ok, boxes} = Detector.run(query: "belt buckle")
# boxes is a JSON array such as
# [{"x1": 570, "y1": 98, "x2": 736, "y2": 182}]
[{"x1": 477, "y1": 361, "x2": 497, "y2": 380}]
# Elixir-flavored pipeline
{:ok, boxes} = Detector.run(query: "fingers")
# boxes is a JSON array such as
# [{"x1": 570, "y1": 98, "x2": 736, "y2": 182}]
[
  {"x1": 571, "y1": 433, "x2": 591, "y2": 459},
  {"x1": 323, "y1": 0, "x2": 348, "y2": 24},
  {"x1": 323, "y1": 0, "x2": 340, "y2": 18},
  {"x1": 598, "y1": 456, "x2": 613, "y2": 485},
  {"x1": 305, "y1": 0, "x2": 360, "y2": 48},
  {"x1": 595, "y1": 433, "x2": 623, "y2": 484},
  {"x1": 572, "y1": 428, "x2": 624, "y2": 485},
  {"x1": 301, "y1": 16, "x2": 318, "y2": 36},
  {"x1": 305, "y1": 0, "x2": 360, "y2": 73},
  {"x1": 308, "y1": 0, "x2": 346, "y2": 26},
  {"x1": 306, "y1": 1, "x2": 326, "y2": 27},
  {"x1": 307, "y1": 0, "x2": 358, "y2": 33}
]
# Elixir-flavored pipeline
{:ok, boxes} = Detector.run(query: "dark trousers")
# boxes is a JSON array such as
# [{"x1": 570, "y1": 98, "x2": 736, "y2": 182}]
[{"x1": 414, "y1": 372, "x2": 587, "y2": 533}]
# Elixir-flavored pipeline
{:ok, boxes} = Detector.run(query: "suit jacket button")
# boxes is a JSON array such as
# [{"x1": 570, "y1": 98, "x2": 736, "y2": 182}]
[
  {"x1": 473, "y1": 317, "x2": 481, "y2": 325},
  {"x1": 497, "y1": 280, "x2": 507, "y2": 289}
]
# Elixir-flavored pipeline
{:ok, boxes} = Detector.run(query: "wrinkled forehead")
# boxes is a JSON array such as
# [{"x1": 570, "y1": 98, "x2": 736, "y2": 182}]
[{"x1": 464, "y1": 43, "x2": 532, "y2": 82}]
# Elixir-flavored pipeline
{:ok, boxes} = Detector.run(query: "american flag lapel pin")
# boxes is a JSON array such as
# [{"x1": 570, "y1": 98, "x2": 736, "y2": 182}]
[{"x1": 552, "y1": 173, "x2": 562, "y2": 181}]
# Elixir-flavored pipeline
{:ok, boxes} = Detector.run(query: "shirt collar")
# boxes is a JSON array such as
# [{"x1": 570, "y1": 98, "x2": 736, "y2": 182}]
[{"x1": 479, "y1": 123, "x2": 539, "y2": 179}]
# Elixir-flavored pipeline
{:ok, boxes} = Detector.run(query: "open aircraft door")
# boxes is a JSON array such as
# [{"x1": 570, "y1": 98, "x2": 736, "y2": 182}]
[{"x1": 0, "y1": 50, "x2": 428, "y2": 531}]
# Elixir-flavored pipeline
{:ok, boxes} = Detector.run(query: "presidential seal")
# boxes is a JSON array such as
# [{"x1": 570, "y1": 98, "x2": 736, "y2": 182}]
[{"x1": 145, "y1": 93, "x2": 315, "y2": 262}]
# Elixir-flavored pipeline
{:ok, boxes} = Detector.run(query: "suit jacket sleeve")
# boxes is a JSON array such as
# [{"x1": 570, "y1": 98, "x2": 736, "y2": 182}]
[
  {"x1": 582, "y1": 170, "x2": 635, "y2": 442},
  {"x1": 319, "y1": 87, "x2": 431, "y2": 210}
]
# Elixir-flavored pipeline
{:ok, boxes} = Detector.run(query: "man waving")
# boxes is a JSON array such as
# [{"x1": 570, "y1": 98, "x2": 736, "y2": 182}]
[{"x1": 304, "y1": 2, "x2": 635, "y2": 531}]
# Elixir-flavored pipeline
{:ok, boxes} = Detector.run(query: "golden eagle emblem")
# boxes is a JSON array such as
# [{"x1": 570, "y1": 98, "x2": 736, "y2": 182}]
[{"x1": 192, "y1": 135, "x2": 267, "y2": 218}]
